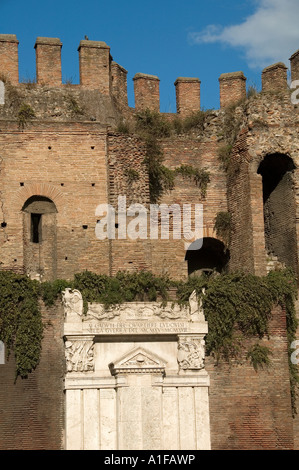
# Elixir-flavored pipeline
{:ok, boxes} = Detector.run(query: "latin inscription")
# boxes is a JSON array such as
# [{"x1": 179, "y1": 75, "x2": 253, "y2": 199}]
[{"x1": 86, "y1": 321, "x2": 191, "y2": 335}]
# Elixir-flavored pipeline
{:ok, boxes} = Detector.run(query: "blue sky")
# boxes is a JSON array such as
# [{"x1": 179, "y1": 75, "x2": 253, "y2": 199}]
[{"x1": 1, "y1": 0, "x2": 299, "y2": 111}]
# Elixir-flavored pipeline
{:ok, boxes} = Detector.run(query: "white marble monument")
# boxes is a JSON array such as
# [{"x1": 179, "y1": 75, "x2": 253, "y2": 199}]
[{"x1": 63, "y1": 288, "x2": 211, "y2": 450}]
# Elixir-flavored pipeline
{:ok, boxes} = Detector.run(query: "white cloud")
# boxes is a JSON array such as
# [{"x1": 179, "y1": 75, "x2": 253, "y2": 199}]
[{"x1": 189, "y1": 0, "x2": 299, "y2": 69}]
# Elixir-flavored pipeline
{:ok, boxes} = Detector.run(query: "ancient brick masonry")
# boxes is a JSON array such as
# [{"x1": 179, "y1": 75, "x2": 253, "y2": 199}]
[
  {"x1": 0, "y1": 34, "x2": 19, "y2": 85},
  {"x1": 174, "y1": 77, "x2": 201, "y2": 116},
  {"x1": 206, "y1": 304, "x2": 294, "y2": 450},
  {"x1": 0, "y1": 301, "x2": 65, "y2": 450},
  {"x1": 0, "y1": 34, "x2": 299, "y2": 450},
  {"x1": 35, "y1": 37, "x2": 62, "y2": 87}
]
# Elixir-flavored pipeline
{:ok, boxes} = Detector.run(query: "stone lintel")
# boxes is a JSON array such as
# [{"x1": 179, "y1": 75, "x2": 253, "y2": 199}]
[
  {"x1": 111, "y1": 61, "x2": 128, "y2": 74},
  {"x1": 289, "y1": 49, "x2": 299, "y2": 61},
  {"x1": 174, "y1": 77, "x2": 201, "y2": 85},
  {"x1": 34, "y1": 37, "x2": 62, "y2": 48},
  {"x1": 78, "y1": 40, "x2": 110, "y2": 51},
  {"x1": 219, "y1": 71, "x2": 246, "y2": 81},
  {"x1": 0, "y1": 34, "x2": 18, "y2": 43},
  {"x1": 133, "y1": 73, "x2": 160, "y2": 81},
  {"x1": 262, "y1": 62, "x2": 287, "y2": 73},
  {"x1": 152, "y1": 372, "x2": 210, "y2": 388}
]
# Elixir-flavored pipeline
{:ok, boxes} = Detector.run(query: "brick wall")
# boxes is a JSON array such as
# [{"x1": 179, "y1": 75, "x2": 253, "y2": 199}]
[
  {"x1": 262, "y1": 63, "x2": 288, "y2": 92},
  {"x1": 0, "y1": 36, "x2": 299, "y2": 450},
  {"x1": 0, "y1": 121, "x2": 110, "y2": 280},
  {"x1": 227, "y1": 132, "x2": 255, "y2": 273},
  {"x1": 227, "y1": 127, "x2": 269, "y2": 276},
  {"x1": 107, "y1": 131, "x2": 228, "y2": 280},
  {"x1": 78, "y1": 40, "x2": 111, "y2": 93},
  {"x1": 107, "y1": 132, "x2": 152, "y2": 275},
  {"x1": 263, "y1": 170, "x2": 298, "y2": 273},
  {"x1": 34, "y1": 38, "x2": 62, "y2": 87},
  {"x1": 133, "y1": 74, "x2": 160, "y2": 112},
  {"x1": 0, "y1": 35, "x2": 19, "y2": 85},
  {"x1": 290, "y1": 49, "x2": 299, "y2": 82},
  {"x1": 174, "y1": 78, "x2": 201, "y2": 116},
  {"x1": 156, "y1": 135, "x2": 228, "y2": 279},
  {"x1": 219, "y1": 72, "x2": 247, "y2": 108},
  {"x1": 0, "y1": 301, "x2": 65, "y2": 450},
  {"x1": 111, "y1": 62, "x2": 128, "y2": 111},
  {"x1": 207, "y1": 304, "x2": 294, "y2": 450}
]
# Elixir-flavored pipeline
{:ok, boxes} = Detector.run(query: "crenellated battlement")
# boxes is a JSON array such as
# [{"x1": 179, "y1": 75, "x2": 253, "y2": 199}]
[{"x1": 0, "y1": 34, "x2": 299, "y2": 115}]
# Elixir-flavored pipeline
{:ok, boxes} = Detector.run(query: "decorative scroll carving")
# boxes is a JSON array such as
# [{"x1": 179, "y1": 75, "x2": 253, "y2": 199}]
[
  {"x1": 109, "y1": 347, "x2": 166, "y2": 376},
  {"x1": 62, "y1": 289, "x2": 83, "y2": 317},
  {"x1": 87, "y1": 302, "x2": 189, "y2": 321},
  {"x1": 189, "y1": 289, "x2": 205, "y2": 322},
  {"x1": 65, "y1": 338, "x2": 95, "y2": 372},
  {"x1": 87, "y1": 303, "x2": 121, "y2": 321},
  {"x1": 177, "y1": 335, "x2": 205, "y2": 371},
  {"x1": 62, "y1": 288, "x2": 206, "y2": 324},
  {"x1": 153, "y1": 304, "x2": 189, "y2": 320}
]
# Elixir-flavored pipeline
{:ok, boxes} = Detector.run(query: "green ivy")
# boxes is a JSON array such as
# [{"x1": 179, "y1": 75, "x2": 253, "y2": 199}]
[
  {"x1": 217, "y1": 102, "x2": 243, "y2": 172},
  {"x1": 40, "y1": 270, "x2": 172, "y2": 313},
  {"x1": 134, "y1": 109, "x2": 211, "y2": 203},
  {"x1": 1, "y1": 268, "x2": 298, "y2": 413},
  {"x1": 247, "y1": 343, "x2": 272, "y2": 371},
  {"x1": 124, "y1": 168, "x2": 140, "y2": 183},
  {"x1": 174, "y1": 165, "x2": 210, "y2": 198},
  {"x1": 176, "y1": 268, "x2": 298, "y2": 414},
  {"x1": 214, "y1": 212, "x2": 232, "y2": 247},
  {"x1": 17, "y1": 103, "x2": 35, "y2": 129},
  {"x1": 65, "y1": 94, "x2": 85, "y2": 116},
  {"x1": 0, "y1": 271, "x2": 43, "y2": 379},
  {"x1": 143, "y1": 135, "x2": 175, "y2": 203}
]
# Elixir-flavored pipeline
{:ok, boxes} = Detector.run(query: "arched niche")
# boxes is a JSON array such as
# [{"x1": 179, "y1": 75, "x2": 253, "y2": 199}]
[
  {"x1": 185, "y1": 237, "x2": 230, "y2": 277},
  {"x1": 22, "y1": 196, "x2": 58, "y2": 281},
  {"x1": 257, "y1": 153, "x2": 297, "y2": 273}
]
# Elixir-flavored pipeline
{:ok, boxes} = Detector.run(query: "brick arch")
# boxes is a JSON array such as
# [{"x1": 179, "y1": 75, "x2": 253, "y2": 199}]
[
  {"x1": 249, "y1": 144, "x2": 296, "y2": 174},
  {"x1": 256, "y1": 152, "x2": 298, "y2": 275},
  {"x1": 13, "y1": 183, "x2": 64, "y2": 213},
  {"x1": 185, "y1": 237, "x2": 230, "y2": 276}
]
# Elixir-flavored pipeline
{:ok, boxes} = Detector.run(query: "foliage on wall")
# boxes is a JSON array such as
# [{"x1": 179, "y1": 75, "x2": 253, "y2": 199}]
[
  {"x1": 1, "y1": 267, "x2": 297, "y2": 413},
  {"x1": 0, "y1": 271, "x2": 43, "y2": 379},
  {"x1": 120, "y1": 109, "x2": 211, "y2": 203},
  {"x1": 214, "y1": 212, "x2": 232, "y2": 247}
]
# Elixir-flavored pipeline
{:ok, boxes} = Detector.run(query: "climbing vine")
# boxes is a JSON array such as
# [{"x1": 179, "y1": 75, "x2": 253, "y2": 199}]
[
  {"x1": 40, "y1": 270, "x2": 172, "y2": 313},
  {"x1": 134, "y1": 109, "x2": 174, "y2": 203},
  {"x1": 214, "y1": 212, "x2": 232, "y2": 247},
  {"x1": 133, "y1": 109, "x2": 211, "y2": 203},
  {"x1": 217, "y1": 102, "x2": 244, "y2": 172},
  {"x1": 174, "y1": 165, "x2": 210, "y2": 198},
  {"x1": 1, "y1": 267, "x2": 298, "y2": 413},
  {"x1": 0, "y1": 271, "x2": 43, "y2": 379},
  {"x1": 17, "y1": 103, "x2": 35, "y2": 129},
  {"x1": 175, "y1": 267, "x2": 299, "y2": 414}
]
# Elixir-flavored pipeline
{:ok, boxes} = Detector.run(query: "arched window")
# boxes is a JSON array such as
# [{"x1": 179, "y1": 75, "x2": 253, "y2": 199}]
[
  {"x1": 22, "y1": 196, "x2": 57, "y2": 281},
  {"x1": 258, "y1": 153, "x2": 297, "y2": 273},
  {"x1": 185, "y1": 237, "x2": 229, "y2": 277}
]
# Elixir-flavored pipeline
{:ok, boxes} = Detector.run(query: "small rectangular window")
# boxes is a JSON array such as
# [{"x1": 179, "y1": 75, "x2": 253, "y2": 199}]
[{"x1": 31, "y1": 213, "x2": 42, "y2": 243}]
